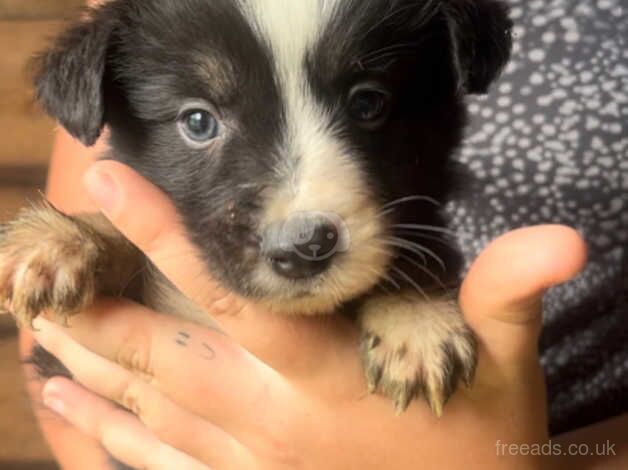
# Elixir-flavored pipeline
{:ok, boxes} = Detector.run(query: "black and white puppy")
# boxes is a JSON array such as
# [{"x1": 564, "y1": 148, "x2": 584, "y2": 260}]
[{"x1": 1, "y1": 0, "x2": 511, "y2": 415}]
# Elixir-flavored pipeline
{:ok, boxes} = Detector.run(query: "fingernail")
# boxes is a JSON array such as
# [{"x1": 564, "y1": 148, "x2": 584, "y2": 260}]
[
  {"x1": 43, "y1": 381, "x2": 66, "y2": 416},
  {"x1": 84, "y1": 167, "x2": 118, "y2": 215},
  {"x1": 31, "y1": 316, "x2": 48, "y2": 332}
]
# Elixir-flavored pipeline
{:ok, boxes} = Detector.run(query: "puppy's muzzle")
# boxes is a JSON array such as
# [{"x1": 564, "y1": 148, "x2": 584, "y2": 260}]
[{"x1": 262, "y1": 212, "x2": 348, "y2": 280}]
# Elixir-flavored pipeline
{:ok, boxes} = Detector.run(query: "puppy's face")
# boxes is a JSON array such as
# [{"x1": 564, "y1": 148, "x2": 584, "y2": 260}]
[{"x1": 35, "y1": 0, "x2": 511, "y2": 314}]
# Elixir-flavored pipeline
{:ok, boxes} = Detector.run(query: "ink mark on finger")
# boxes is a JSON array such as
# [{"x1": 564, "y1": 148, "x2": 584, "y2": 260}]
[
  {"x1": 176, "y1": 331, "x2": 190, "y2": 347},
  {"x1": 200, "y1": 342, "x2": 215, "y2": 360}
]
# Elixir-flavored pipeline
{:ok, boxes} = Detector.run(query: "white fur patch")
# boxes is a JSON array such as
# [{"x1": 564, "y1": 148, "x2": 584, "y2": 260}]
[
  {"x1": 360, "y1": 293, "x2": 476, "y2": 414},
  {"x1": 237, "y1": 0, "x2": 392, "y2": 313}
]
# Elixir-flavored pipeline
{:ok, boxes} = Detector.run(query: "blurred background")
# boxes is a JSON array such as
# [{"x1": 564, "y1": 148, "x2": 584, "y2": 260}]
[{"x1": 0, "y1": 1, "x2": 82, "y2": 469}]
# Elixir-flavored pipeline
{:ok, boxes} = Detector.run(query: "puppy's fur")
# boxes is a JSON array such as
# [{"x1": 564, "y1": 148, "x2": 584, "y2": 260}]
[{"x1": 2, "y1": 0, "x2": 511, "y2": 418}]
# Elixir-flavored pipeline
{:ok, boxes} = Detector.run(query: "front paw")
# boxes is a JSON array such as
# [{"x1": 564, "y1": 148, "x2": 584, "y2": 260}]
[
  {"x1": 359, "y1": 295, "x2": 477, "y2": 416},
  {"x1": 0, "y1": 205, "x2": 101, "y2": 328}
]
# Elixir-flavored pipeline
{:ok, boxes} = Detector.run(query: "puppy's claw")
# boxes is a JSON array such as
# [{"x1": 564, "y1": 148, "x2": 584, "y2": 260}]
[
  {"x1": 425, "y1": 387, "x2": 445, "y2": 418},
  {"x1": 359, "y1": 297, "x2": 477, "y2": 416},
  {"x1": 361, "y1": 334, "x2": 383, "y2": 393},
  {"x1": 392, "y1": 385, "x2": 414, "y2": 416},
  {"x1": 367, "y1": 334, "x2": 381, "y2": 350}
]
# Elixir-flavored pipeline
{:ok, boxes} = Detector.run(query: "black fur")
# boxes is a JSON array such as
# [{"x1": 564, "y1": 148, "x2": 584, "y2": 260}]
[
  {"x1": 25, "y1": 344, "x2": 72, "y2": 380},
  {"x1": 33, "y1": 7, "x2": 116, "y2": 146},
  {"x1": 32, "y1": 0, "x2": 511, "y2": 298},
  {"x1": 442, "y1": 0, "x2": 513, "y2": 93}
]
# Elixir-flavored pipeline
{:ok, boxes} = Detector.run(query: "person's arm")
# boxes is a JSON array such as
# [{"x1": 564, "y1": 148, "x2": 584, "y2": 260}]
[{"x1": 554, "y1": 415, "x2": 628, "y2": 470}]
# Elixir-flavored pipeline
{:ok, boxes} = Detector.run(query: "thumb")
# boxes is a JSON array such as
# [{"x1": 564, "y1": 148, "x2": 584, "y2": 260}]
[
  {"x1": 460, "y1": 225, "x2": 587, "y2": 380},
  {"x1": 83, "y1": 160, "x2": 245, "y2": 317}
]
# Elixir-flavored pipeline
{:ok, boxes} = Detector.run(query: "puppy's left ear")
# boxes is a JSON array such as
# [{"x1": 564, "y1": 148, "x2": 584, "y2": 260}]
[
  {"x1": 442, "y1": 0, "x2": 513, "y2": 94},
  {"x1": 32, "y1": 6, "x2": 117, "y2": 146}
]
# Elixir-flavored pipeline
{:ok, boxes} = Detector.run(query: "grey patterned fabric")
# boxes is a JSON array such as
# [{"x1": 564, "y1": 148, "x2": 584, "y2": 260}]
[{"x1": 448, "y1": 0, "x2": 627, "y2": 434}]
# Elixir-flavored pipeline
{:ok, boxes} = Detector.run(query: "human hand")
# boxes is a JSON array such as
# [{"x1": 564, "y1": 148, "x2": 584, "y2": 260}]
[{"x1": 33, "y1": 161, "x2": 587, "y2": 470}]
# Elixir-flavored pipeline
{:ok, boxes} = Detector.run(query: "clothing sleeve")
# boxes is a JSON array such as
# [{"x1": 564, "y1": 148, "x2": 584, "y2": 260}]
[{"x1": 447, "y1": 0, "x2": 628, "y2": 435}]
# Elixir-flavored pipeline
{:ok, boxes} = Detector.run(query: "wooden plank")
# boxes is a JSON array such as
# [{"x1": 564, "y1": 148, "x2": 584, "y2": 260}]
[
  {"x1": 0, "y1": 0, "x2": 83, "y2": 20},
  {"x1": 0, "y1": 186, "x2": 43, "y2": 223},
  {"x1": 0, "y1": 331, "x2": 56, "y2": 463},
  {"x1": 0, "y1": 165, "x2": 48, "y2": 187},
  {"x1": 0, "y1": 20, "x2": 65, "y2": 167}
]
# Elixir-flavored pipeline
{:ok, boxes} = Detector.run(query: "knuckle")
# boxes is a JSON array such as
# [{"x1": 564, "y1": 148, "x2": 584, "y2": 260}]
[
  {"x1": 255, "y1": 434, "x2": 301, "y2": 468},
  {"x1": 119, "y1": 377, "x2": 146, "y2": 416},
  {"x1": 248, "y1": 409, "x2": 302, "y2": 467},
  {"x1": 116, "y1": 327, "x2": 154, "y2": 379},
  {"x1": 118, "y1": 376, "x2": 168, "y2": 438}
]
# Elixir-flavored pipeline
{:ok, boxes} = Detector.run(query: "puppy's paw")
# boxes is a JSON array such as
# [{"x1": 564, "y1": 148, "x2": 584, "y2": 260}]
[
  {"x1": 359, "y1": 294, "x2": 477, "y2": 416},
  {"x1": 0, "y1": 204, "x2": 101, "y2": 328}
]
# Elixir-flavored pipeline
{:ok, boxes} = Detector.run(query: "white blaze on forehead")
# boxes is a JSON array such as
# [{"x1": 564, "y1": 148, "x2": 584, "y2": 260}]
[
  {"x1": 237, "y1": 0, "x2": 361, "y2": 217},
  {"x1": 237, "y1": 0, "x2": 338, "y2": 124},
  {"x1": 237, "y1": 0, "x2": 392, "y2": 313}
]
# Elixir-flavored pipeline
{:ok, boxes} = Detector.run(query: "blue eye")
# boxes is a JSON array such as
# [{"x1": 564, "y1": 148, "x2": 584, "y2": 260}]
[{"x1": 179, "y1": 109, "x2": 219, "y2": 144}]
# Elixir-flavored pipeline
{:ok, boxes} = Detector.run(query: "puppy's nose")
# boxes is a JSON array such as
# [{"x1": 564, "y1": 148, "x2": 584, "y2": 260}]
[{"x1": 264, "y1": 220, "x2": 340, "y2": 280}]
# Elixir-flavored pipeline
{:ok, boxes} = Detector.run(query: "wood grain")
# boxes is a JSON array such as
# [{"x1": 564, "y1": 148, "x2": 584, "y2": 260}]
[
  {"x1": 0, "y1": 20, "x2": 66, "y2": 167},
  {"x1": 0, "y1": 0, "x2": 83, "y2": 20},
  {"x1": 0, "y1": 329, "x2": 56, "y2": 464},
  {"x1": 0, "y1": 2, "x2": 81, "y2": 467}
]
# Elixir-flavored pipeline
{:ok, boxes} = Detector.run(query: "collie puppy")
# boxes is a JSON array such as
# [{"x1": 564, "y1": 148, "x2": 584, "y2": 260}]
[{"x1": 1, "y1": 0, "x2": 511, "y2": 416}]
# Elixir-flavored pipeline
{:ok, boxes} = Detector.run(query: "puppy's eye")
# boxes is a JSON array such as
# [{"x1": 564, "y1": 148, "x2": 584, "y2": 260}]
[
  {"x1": 347, "y1": 86, "x2": 391, "y2": 128},
  {"x1": 179, "y1": 109, "x2": 219, "y2": 144}
]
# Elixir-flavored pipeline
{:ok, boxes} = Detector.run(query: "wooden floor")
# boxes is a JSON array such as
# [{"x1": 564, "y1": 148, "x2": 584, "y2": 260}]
[{"x1": 0, "y1": 1, "x2": 83, "y2": 468}]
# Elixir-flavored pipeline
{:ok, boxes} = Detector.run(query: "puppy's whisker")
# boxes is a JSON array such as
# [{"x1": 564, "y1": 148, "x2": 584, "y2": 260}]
[
  {"x1": 390, "y1": 265, "x2": 430, "y2": 304},
  {"x1": 380, "y1": 195, "x2": 441, "y2": 211},
  {"x1": 392, "y1": 224, "x2": 460, "y2": 238},
  {"x1": 374, "y1": 282, "x2": 393, "y2": 295},
  {"x1": 388, "y1": 236, "x2": 446, "y2": 272},
  {"x1": 382, "y1": 239, "x2": 427, "y2": 265},
  {"x1": 375, "y1": 269, "x2": 402, "y2": 291},
  {"x1": 377, "y1": 208, "x2": 396, "y2": 219},
  {"x1": 396, "y1": 253, "x2": 447, "y2": 291},
  {"x1": 393, "y1": 230, "x2": 458, "y2": 248},
  {"x1": 366, "y1": 267, "x2": 399, "y2": 295}
]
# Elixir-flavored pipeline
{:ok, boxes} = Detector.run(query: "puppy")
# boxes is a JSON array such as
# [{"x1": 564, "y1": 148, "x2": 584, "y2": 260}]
[{"x1": 1, "y1": 0, "x2": 511, "y2": 416}]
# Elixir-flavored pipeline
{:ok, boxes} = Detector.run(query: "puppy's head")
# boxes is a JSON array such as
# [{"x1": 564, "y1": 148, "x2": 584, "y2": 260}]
[{"x1": 34, "y1": 0, "x2": 511, "y2": 314}]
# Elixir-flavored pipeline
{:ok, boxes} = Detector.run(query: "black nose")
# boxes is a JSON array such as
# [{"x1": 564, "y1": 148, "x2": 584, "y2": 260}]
[{"x1": 264, "y1": 221, "x2": 340, "y2": 280}]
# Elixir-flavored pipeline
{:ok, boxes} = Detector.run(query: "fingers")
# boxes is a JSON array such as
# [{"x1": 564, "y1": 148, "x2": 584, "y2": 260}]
[
  {"x1": 31, "y1": 305, "x2": 290, "y2": 438},
  {"x1": 83, "y1": 160, "x2": 245, "y2": 318},
  {"x1": 42, "y1": 377, "x2": 213, "y2": 470},
  {"x1": 81, "y1": 161, "x2": 358, "y2": 371},
  {"x1": 460, "y1": 225, "x2": 587, "y2": 375}
]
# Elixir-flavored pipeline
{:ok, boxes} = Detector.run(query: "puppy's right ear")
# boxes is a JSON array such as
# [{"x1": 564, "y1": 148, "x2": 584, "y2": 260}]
[{"x1": 33, "y1": 7, "x2": 116, "y2": 146}]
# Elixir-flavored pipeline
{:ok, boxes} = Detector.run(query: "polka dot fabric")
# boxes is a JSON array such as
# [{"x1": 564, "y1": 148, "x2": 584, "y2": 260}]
[{"x1": 447, "y1": 0, "x2": 627, "y2": 434}]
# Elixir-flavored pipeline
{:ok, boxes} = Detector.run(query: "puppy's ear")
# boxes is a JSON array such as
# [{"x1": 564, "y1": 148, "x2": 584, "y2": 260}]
[
  {"x1": 32, "y1": 7, "x2": 117, "y2": 146},
  {"x1": 442, "y1": 0, "x2": 513, "y2": 94}
]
